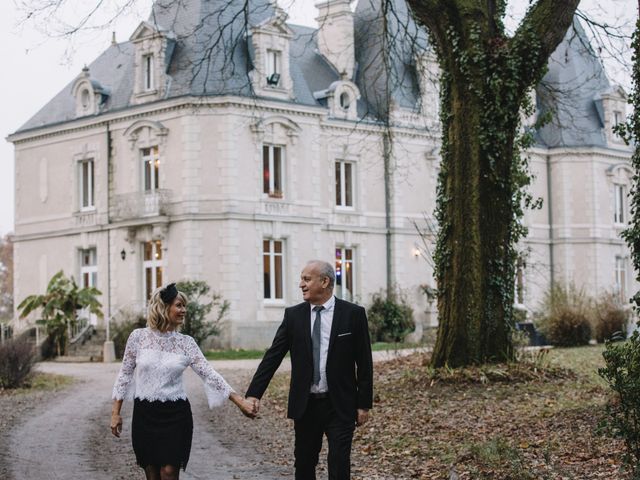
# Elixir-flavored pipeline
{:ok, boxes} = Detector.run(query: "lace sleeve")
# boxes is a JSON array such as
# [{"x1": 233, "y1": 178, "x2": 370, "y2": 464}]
[
  {"x1": 112, "y1": 328, "x2": 140, "y2": 400},
  {"x1": 186, "y1": 336, "x2": 233, "y2": 408}
]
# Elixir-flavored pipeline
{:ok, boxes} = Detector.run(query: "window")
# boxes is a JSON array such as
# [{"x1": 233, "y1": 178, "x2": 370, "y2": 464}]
[
  {"x1": 143, "y1": 54, "x2": 154, "y2": 91},
  {"x1": 263, "y1": 239, "x2": 284, "y2": 300},
  {"x1": 142, "y1": 146, "x2": 160, "y2": 192},
  {"x1": 339, "y1": 92, "x2": 350, "y2": 110},
  {"x1": 335, "y1": 247, "x2": 355, "y2": 302},
  {"x1": 614, "y1": 111, "x2": 622, "y2": 127},
  {"x1": 80, "y1": 248, "x2": 97, "y2": 288},
  {"x1": 79, "y1": 159, "x2": 95, "y2": 210},
  {"x1": 81, "y1": 89, "x2": 90, "y2": 110},
  {"x1": 514, "y1": 257, "x2": 525, "y2": 306},
  {"x1": 266, "y1": 50, "x2": 281, "y2": 86},
  {"x1": 615, "y1": 256, "x2": 627, "y2": 303},
  {"x1": 614, "y1": 184, "x2": 626, "y2": 224},
  {"x1": 263, "y1": 145, "x2": 284, "y2": 198},
  {"x1": 143, "y1": 240, "x2": 163, "y2": 301},
  {"x1": 335, "y1": 160, "x2": 354, "y2": 208}
]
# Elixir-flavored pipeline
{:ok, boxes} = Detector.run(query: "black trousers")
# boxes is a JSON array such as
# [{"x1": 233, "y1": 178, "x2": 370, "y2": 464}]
[{"x1": 294, "y1": 396, "x2": 355, "y2": 480}]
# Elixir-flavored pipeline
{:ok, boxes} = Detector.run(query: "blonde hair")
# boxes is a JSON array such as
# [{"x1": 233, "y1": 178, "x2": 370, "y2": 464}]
[{"x1": 147, "y1": 286, "x2": 188, "y2": 332}]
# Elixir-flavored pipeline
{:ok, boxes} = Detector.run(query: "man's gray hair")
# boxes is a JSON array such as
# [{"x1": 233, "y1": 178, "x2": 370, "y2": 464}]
[{"x1": 308, "y1": 260, "x2": 335, "y2": 289}]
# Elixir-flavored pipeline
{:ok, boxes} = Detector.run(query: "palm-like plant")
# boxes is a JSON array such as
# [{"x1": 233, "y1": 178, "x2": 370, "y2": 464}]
[{"x1": 17, "y1": 271, "x2": 103, "y2": 356}]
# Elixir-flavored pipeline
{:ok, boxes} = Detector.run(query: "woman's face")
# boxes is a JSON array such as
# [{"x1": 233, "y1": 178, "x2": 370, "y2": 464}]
[{"x1": 167, "y1": 296, "x2": 186, "y2": 330}]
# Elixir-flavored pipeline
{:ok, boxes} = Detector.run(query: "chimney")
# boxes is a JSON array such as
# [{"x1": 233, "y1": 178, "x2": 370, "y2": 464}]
[{"x1": 315, "y1": 0, "x2": 355, "y2": 79}]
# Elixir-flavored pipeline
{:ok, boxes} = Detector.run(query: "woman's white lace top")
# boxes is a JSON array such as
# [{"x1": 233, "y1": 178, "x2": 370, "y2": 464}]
[{"x1": 112, "y1": 327, "x2": 233, "y2": 408}]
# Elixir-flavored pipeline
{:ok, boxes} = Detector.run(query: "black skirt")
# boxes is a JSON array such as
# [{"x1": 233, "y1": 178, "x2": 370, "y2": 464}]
[{"x1": 132, "y1": 398, "x2": 193, "y2": 471}]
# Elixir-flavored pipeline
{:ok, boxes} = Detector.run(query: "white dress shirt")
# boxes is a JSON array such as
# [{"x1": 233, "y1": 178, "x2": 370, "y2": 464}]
[{"x1": 309, "y1": 295, "x2": 335, "y2": 393}]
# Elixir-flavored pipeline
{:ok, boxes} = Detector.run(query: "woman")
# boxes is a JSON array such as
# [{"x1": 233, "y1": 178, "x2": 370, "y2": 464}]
[{"x1": 110, "y1": 283, "x2": 256, "y2": 480}]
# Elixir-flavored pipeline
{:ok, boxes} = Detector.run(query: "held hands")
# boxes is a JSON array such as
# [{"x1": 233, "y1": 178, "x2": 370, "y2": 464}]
[
  {"x1": 239, "y1": 397, "x2": 259, "y2": 419},
  {"x1": 110, "y1": 413, "x2": 123, "y2": 437},
  {"x1": 229, "y1": 392, "x2": 259, "y2": 419}
]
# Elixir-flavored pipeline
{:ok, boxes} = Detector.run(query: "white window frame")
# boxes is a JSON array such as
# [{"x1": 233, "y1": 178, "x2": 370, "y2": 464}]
[
  {"x1": 79, "y1": 248, "x2": 97, "y2": 289},
  {"x1": 335, "y1": 246, "x2": 356, "y2": 302},
  {"x1": 263, "y1": 239, "x2": 285, "y2": 302},
  {"x1": 78, "y1": 158, "x2": 95, "y2": 211},
  {"x1": 142, "y1": 146, "x2": 160, "y2": 192},
  {"x1": 615, "y1": 255, "x2": 628, "y2": 303},
  {"x1": 143, "y1": 240, "x2": 164, "y2": 302},
  {"x1": 614, "y1": 183, "x2": 626, "y2": 225},
  {"x1": 263, "y1": 145, "x2": 285, "y2": 199},
  {"x1": 335, "y1": 160, "x2": 355, "y2": 209},
  {"x1": 143, "y1": 54, "x2": 154, "y2": 91}
]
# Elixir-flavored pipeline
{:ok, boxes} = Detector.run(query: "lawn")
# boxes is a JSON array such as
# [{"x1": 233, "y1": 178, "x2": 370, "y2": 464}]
[
  {"x1": 204, "y1": 342, "x2": 421, "y2": 360},
  {"x1": 244, "y1": 344, "x2": 629, "y2": 479}
]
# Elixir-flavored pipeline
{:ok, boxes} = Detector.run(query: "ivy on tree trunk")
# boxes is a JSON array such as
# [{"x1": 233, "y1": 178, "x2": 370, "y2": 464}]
[{"x1": 405, "y1": 0, "x2": 580, "y2": 367}]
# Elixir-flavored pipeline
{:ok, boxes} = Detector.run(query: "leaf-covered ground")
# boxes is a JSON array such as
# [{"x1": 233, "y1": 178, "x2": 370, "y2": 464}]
[{"x1": 242, "y1": 345, "x2": 630, "y2": 479}]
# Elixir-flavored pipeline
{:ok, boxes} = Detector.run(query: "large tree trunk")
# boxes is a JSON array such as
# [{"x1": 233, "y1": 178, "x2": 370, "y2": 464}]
[{"x1": 406, "y1": 0, "x2": 580, "y2": 367}]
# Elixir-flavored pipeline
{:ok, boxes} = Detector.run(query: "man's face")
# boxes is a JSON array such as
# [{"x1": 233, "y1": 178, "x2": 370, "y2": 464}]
[{"x1": 299, "y1": 263, "x2": 329, "y2": 304}]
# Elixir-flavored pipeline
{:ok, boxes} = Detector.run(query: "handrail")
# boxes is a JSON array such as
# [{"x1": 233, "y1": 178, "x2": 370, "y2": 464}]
[{"x1": 69, "y1": 314, "x2": 93, "y2": 345}]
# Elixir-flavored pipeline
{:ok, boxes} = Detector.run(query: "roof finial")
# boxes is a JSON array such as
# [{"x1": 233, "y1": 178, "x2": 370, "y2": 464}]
[{"x1": 111, "y1": 31, "x2": 117, "y2": 45}]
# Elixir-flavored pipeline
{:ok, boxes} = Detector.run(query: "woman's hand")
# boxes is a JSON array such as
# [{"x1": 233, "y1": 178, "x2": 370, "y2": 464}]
[{"x1": 110, "y1": 413, "x2": 123, "y2": 437}]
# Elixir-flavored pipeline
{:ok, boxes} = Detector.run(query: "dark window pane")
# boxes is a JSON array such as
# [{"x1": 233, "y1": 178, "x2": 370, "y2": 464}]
[
  {"x1": 144, "y1": 242, "x2": 153, "y2": 261},
  {"x1": 146, "y1": 268, "x2": 152, "y2": 300},
  {"x1": 274, "y1": 240, "x2": 282, "y2": 254},
  {"x1": 345, "y1": 163, "x2": 352, "y2": 207},
  {"x1": 156, "y1": 266, "x2": 163, "y2": 290},
  {"x1": 155, "y1": 241, "x2": 162, "y2": 260},
  {"x1": 263, "y1": 253, "x2": 271, "y2": 298},
  {"x1": 263, "y1": 146, "x2": 270, "y2": 194},
  {"x1": 275, "y1": 255, "x2": 283, "y2": 299},
  {"x1": 274, "y1": 147, "x2": 282, "y2": 193},
  {"x1": 335, "y1": 162, "x2": 341, "y2": 206}
]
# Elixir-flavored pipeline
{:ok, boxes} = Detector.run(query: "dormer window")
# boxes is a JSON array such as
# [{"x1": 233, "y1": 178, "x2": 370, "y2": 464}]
[
  {"x1": 313, "y1": 80, "x2": 360, "y2": 120},
  {"x1": 249, "y1": 8, "x2": 294, "y2": 99},
  {"x1": 129, "y1": 21, "x2": 175, "y2": 104},
  {"x1": 144, "y1": 54, "x2": 154, "y2": 91},
  {"x1": 71, "y1": 67, "x2": 109, "y2": 117}
]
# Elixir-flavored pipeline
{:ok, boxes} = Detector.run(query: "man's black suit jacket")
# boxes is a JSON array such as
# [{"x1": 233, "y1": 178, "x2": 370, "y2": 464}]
[{"x1": 246, "y1": 298, "x2": 373, "y2": 423}]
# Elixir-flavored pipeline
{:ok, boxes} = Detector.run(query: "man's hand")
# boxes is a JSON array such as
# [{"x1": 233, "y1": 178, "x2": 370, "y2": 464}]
[
  {"x1": 110, "y1": 413, "x2": 123, "y2": 437},
  {"x1": 356, "y1": 409, "x2": 369, "y2": 427},
  {"x1": 246, "y1": 396, "x2": 260, "y2": 417}
]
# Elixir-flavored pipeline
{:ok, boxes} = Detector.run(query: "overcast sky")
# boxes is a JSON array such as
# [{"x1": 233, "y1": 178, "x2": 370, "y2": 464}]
[{"x1": 0, "y1": 0, "x2": 634, "y2": 237}]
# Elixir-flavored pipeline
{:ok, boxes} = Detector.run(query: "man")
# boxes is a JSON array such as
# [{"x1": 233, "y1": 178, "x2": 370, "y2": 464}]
[{"x1": 246, "y1": 260, "x2": 373, "y2": 480}]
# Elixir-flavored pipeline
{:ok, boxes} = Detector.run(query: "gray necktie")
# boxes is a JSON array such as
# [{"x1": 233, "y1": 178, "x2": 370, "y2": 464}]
[{"x1": 312, "y1": 306, "x2": 324, "y2": 386}]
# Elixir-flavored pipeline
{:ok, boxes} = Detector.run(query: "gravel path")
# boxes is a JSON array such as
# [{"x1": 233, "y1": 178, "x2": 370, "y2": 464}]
[{"x1": 1, "y1": 350, "x2": 417, "y2": 480}]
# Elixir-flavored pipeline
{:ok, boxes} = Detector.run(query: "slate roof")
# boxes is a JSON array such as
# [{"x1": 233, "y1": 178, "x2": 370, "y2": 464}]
[
  {"x1": 535, "y1": 20, "x2": 614, "y2": 148},
  {"x1": 15, "y1": 0, "x2": 621, "y2": 150},
  {"x1": 16, "y1": 0, "x2": 339, "y2": 133}
]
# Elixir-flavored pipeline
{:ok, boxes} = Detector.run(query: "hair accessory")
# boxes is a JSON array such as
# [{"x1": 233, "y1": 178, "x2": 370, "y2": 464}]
[{"x1": 160, "y1": 283, "x2": 178, "y2": 304}]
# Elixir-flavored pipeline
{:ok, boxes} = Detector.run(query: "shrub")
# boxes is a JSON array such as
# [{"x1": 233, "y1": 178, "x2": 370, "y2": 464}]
[
  {"x1": 534, "y1": 283, "x2": 592, "y2": 347},
  {"x1": 367, "y1": 290, "x2": 414, "y2": 343},
  {"x1": 0, "y1": 337, "x2": 36, "y2": 388},
  {"x1": 599, "y1": 329, "x2": 640, "y2": 474},
  {"x1": 111, "y1": 307, "x2": 146, "y2": 359},
  {"x1": 176, "y1": 280, "x2": 229, "y2": 347},
  {"x1": 593, "y1": 292, "x2": 629, "y2": 343}
]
